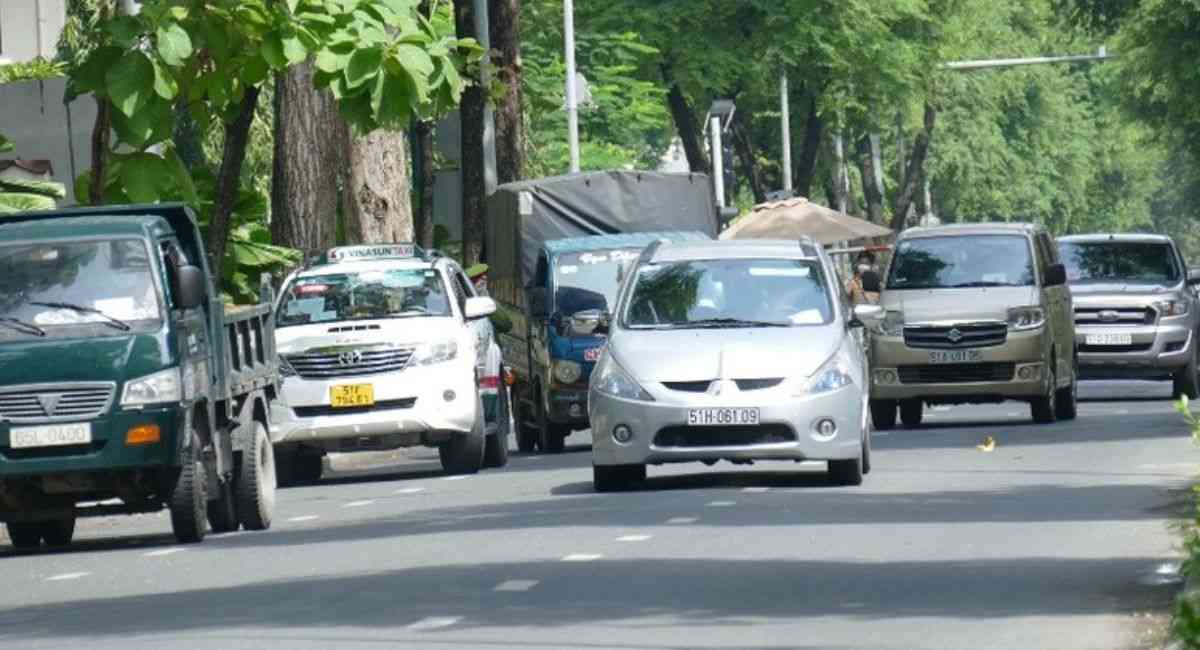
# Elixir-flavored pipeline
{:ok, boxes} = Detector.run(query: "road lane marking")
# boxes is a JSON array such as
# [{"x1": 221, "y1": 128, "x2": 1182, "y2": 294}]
[
  {"x1": 616, "y1": 535, "x2": 652, "y2": 542},
  {"x1": 287, "y1": 515, "x2": 320, "y2": 522},
  {"x1": 442, "y1": 475, "x2": 469, "y2": 481},
  {"x1": 667, "y1": 517, "x2": 697, "y2": 524},
  {"x1": 494, "y1": 580, "x2": 539, "y2": 592},
  {"x1": 45, "y1": 572, "x2": 90, "y2": 582},
  {"x1": 561, "y1": 554, "x2": 603, "y2": 562},
  {"x1": 144, "y1": 548, "x2": 185, "y2": 558},
  {"x1": 742, "y1": 487, "x2": 770, "y2": 493},
  {"x1": 707, "y1": 500, "x2": 736, "y2": 507},
  {"x1": 343, "y1": 500, "x2": 375, "y2": 508},
  {"x1": 407, "y1": 616, "x2": 462, "y2": 631},
  {"x1": 395, "y1": 487, "x2": 426, "y2": 494}
]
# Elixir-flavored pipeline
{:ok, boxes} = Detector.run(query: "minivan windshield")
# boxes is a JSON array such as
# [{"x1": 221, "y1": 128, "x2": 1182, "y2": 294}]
[
  {"x1": 887, "y1": 235, "x2": 1035, "y2": 290},
  {"x1": 277, "y1": 267, "x2": 451, "y2": 328},
  {"x1": 623, "y1": 258, "x2": 832, "y2": 329},
  {"x1": 1059, "y1": 241, "x2": 1180, "y2": 285},
  {"x1": 554, "y1": 248, "x2": 641, "y2": 316},
  {"x1": 0, "y1": 238, "x2": 162, "y2": 339}
]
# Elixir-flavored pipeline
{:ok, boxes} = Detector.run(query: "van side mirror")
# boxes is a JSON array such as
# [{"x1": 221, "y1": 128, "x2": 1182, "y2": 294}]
[
  {"x1": 527, "y1": 286, "x2": 548, "y2": 319},
  {"x1": 1044, "y1": 263, "x2": 1067, "y2": 287},
  {"x1": 851, "y1": 304, "x2": 884, "y2": 329},
  {"x1": 1188, "y1": 268, "x2": 1200, "y2": 286},
  {"x1": 174, "y1": 264, "x2": 205, "y2": 309},
  {"x1": 570, "y1": 309, "x2": 609, "y2": 336}
]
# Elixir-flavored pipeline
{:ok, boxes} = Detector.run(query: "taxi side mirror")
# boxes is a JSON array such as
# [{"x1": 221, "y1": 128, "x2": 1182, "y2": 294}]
[{"x1": 464, "y1": 296, "x2": 497, "y2": 320}]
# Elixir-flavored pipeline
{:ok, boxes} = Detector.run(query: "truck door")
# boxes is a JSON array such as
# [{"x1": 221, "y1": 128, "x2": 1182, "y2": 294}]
[{"x1": 159, "y1": 238, "x2": 210, "y2": 402}]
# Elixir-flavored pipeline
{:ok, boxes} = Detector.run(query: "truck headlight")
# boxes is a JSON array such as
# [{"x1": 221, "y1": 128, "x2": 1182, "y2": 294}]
[
  {"x1": 798, "y1": 349, "x2": 855, "y2": 396},
  {"x1": 1157, "y1": 299, "x2": 1189, "y2": 317},
  {"x1": 554, "y1": 360, "x2": 582, "y2": 385},
  {"x1": 592, "y1": 354, "x2": 654, "y2": 402},
  {"x1": 122, "y1": 368, "x2": 182, "y2": 406},
  {"x1": 880, "y1": 310, "x2": 905, "y2": 337},
  {"x1": 1006, "y1": 306, "x2": 1046, "y2": 331},
  {"x1": 411, "y1": 339, "x2": 459, "y2": 366}
]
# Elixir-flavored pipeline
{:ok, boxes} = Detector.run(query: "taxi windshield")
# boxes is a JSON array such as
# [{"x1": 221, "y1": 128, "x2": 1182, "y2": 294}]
[{"x1": 276, "y1": 267, "x2": 451, "y2": 328}]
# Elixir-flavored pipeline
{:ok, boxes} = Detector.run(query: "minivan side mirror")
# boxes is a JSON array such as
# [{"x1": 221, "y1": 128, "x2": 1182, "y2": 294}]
[
  {"x1": 1044, "y1": 263, "x2": 1067, "y2": 287},
  {"x1": 174, "y1": 264, "x2": 205, "y2": 309},
  {"x1": 1188, "y1": 268, "x2": 1200, "y2": 286},
  {"x1": 851, "y1": 304, "x2": 884, "y2": 329},
  {"x1": 526, "y1": 286, "x2": 548, "y2": 319},
  {"x1": 570, "y1": 309, "x2": 609, "y2": 336},
  {"x1": 464, "y1": 296, "x2": 497, "y2": 320}
]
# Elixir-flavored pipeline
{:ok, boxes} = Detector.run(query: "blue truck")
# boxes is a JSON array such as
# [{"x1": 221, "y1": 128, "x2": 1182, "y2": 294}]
[{"x1": 486, "y1": 171, "x2": 717, "y2": 453}]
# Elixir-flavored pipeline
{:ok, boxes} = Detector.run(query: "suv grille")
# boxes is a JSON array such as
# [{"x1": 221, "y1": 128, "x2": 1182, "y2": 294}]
[
  {"x1": 653, "y1": 424, "x2": 796, "y2": 448},
  {"x1": 898, "y1": 363, "x2": 1015, "y2": 384},
  {"x1": 285, "y1": 346, "x2": 416, "y2": 379},
  {"x1": 904, "y1": 323, "x2": 1007, "y2": 349},
  {"x1": 0, "y1": 383, "x2": 116, "y2": 423},
  {"x1": 1074, "y1": 306, "x2": 1156, "y2": 326},
  {"x1": 294, "y1": 398, "x2": 417, "y2": 418}
]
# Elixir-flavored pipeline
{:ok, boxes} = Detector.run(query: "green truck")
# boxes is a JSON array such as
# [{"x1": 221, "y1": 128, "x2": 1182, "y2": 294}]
[{"x1": 0, "y1": 203, "x2": 278, "y2": 549}]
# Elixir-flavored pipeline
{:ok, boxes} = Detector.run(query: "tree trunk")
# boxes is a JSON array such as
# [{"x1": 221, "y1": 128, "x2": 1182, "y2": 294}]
[
  {"x1": 892, "y1": 102, "x2": 937, "y2": 232},
  {"x1": 490, "y1": 0, "x2": 523, "y2": 184},
  {"x1": 207, "y1": 85, "x2": 262, "y2": 271},
  {"x1": 172, "y1": 101, "x2": 207, "y2": 171},
  {"x1": 661, "y1": 59, "x2": 709, "y2": 174},
  {"x1": 793, "y1": 96, "x2": 822, "y2": 199},
  {"x1": 857, "y1": 134, "x2": 885, "y2": 224},
  {"x1": 733, "y1": 119, "x2": 766, "y2": 204},
  {"x1": 342, "y1": 129, "x2": 414, "y2": 243},
  {"x1": 271, "y1": 62, "x2": 342, "y2": 254},
  {"x1": 414, "y1": 119, "x2": 436, "y2": 250},
  {"x1": 830, "y1": 132, "x2": 849, "y2": 214},
  {"x1": 88, "y1": 98, "x2": 112, "y2": 204},
  {"x1": 456, "y1": 0, "x2": 486, "y2": 265}
]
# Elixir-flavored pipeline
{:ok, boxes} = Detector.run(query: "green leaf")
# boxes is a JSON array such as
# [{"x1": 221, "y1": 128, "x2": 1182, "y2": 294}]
[
  {"x1": 0, "y1": 134, "x2": 12, "y2": 153},
  {"x1": 106, "y1": 51, "x2": 155, "y2": 118},
  {"x1": 0, "y1": 193, "x2": 57, "y2": 214},
  {"x1": 70, "y1": 47, "x2": 124, "y2": 99},
  {"x1": 261, "y1": 33, "x2": 287, "y2": 69},
  {"x1": 282, "y1": 36, "x2": 309, "y2": 65},
  {"x1": 314, "y1": 48, "x2": 348, "y2": 73},
  {"x1": 298, "y1": 12, "x2": 337, "y2": 26},
  {"x1": 156, "y1": 23, "x2": 194, "y2": 67},
  {"x1": 376, "y1": 71, "x2": 411, "y2": 127},
  {"x1": 151, "y1": 59, "x2": 178, "y2": 100},
  {"x1": 0, "y1": 177, "x2": 66, "y2": 200},
  {"x1": 393, "y1": 43, "x2": 435, "y2": 78},
  {"x1": 345, "y1": 47, "x2": 383, "y2": 89},
  {"x1": 104, "y1": 16, "x2": 143, "y2": 48},
  {"x1": 118, "y1": 153, "x2": 172, "y2": 203},
  {"x1": 240, "y1": 56, "x2": 270, "y2": 86},
  {"x1": 285, "y1": 0, "x2": 301, "y2": 12}
]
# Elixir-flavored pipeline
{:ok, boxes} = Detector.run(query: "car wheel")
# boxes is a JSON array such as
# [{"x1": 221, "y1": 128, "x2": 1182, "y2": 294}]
[
  {"x1": 6, "y1": 522, "x2": 42, "y2": 549},
  {"x1": 40, "y1": 517, "x2": 76, "y2": 547},
  {"x1": 484, "y1": 386, "x2": 512, "y2": 468},
  {"x1": 440, "y1": 394, "x2": 486, "y2": 475},
  {"x1": 1031, "y1": 368, "x2": 1058, "y2": 424},
  {"x1": 1173, "y1": 344, "x2": 1200, "y2": 400},
  {"x1": 593, "y1": 464, "x2": 645, "y2": 492},
  {"x1": 169, "y1": 445, "x2": 208, "y2": 544},
  {"x1": 861, "y1": 431, "x2": 872, "y2": 475},
  {"x1": 900, "y1": 399, "x2": 923, "y2": 428},
  {"x1": 870, "y1": 399, "x2": 897, "y2": 430},
  {"x1": 828, "y1": 456, "x2": 863, "y2": 486},
  {"x1": 536, "y1": 386, "x2": 568, "y2": 454},
  {"x1": 1055, "y1": 363, "x2": 1078, "y2": 421},
  {"x1": 236, "y1": 421, "x2": 276, "y2": 531}
]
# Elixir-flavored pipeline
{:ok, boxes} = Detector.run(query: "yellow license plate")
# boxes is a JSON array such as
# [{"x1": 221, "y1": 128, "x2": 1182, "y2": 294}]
[{"x1": 330, "y1": 384, "x2": 375, "y2": 408}]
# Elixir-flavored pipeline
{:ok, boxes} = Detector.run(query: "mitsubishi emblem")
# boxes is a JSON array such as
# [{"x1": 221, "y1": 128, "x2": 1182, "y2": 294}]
[
  {"x1": 706, "y1": 380, "x2": 724, "y2": 397},
  {"x1": 946, "y1": 328, "x2": 964, "y2": 344},
  {"x1": 38, "y1": 393, "x2": 63, "y2": 417},
  {"x1": 337, "y1": 350, "x2": 364, "y2": 366}
]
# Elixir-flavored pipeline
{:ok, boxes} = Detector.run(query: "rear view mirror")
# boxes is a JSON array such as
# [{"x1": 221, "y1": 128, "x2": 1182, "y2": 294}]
[
  {"x1": 464, "y1": 296, "x2": 497, "y2": 320},
  {"x1": 1044, "y1": 263, "x2": 1067, "y2": 287},
  {"x1": 1188, "y1": 268, "x2": 1200, "y2": 285},
  {"x1": 851, "y1": 304, "x2": 884, "y2": 329},
  {"x1": 570, "y1": 309, "x2": 609, "y2": 336},
  {"x1": 174, "y1": 264, "x2": 205, "y2": 309}
]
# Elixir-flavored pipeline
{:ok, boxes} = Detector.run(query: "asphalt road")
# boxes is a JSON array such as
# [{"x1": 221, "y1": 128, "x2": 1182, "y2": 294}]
[{"x1": 1, "y1": 381, "x2": 1195, "y2": 649}]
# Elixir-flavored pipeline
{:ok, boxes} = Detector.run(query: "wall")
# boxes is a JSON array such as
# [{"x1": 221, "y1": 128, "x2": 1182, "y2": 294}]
[
  {"x1": 0, "y1": 0, "x2": 67, "y2": 63},
  {"x1": 0, "y1": 78, "x2": 98, "y2": 204}
]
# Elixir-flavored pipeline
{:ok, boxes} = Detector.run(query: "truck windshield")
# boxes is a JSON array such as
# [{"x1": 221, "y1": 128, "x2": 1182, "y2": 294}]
[
  {"x1": 887, "y1": 235, "x2": 1035, "y2": 290},
  {"x1": 1060, "y1": 241, "x2": 1180, "y2": 285},
  {"x1": 0, "y1": 238, "x2": 162, "y2": 338},
  {"x1": 554, "y1": 248, "x2": 641, "y2": 316},
  {"x1": 623, "y1": 258, "x2": 832, "y2": 329},
  {"x1": 277, "y1": 267, "x2": 452, "y2": 328}
]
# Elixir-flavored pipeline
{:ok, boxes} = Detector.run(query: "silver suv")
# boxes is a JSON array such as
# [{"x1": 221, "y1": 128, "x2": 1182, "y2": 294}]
[{"x1": 1058, "y1": 234, "x2": 1200, "y2": 398}]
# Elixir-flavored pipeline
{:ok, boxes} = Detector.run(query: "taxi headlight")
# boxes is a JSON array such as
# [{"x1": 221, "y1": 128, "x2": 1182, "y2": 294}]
[
  {"x1": 798, "y1": 350, "x2": 855, "y2": 396},
  {"x1": 411, "y1": 339, "x2": 459, "y2": 366},
  {"x1": 1157, "y1": 299, "x2": 1189, "y2": 317},
  {"x1": 279, "y1": 356, "x2": 298, "y2": 377},
  {"x1": 122, "y1": 368, "x2": 182, "y2": 406},
  {"x1": 554, "y1": 360, "x2": 582, "y2": 385},
  {"x1": 1006, "y1": 306, "x2": 1046, "y2": 331},
  {"x1": 592, "y1": 354, "x2": 654, "y2": 402}
]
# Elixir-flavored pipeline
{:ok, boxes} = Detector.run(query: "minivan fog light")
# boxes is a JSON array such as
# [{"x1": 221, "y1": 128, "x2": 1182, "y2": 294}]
[
  {"x1": 1017, "y1": 365, "x2": 1041, "y2": 380},
  {"x1": 612, "y1": 425, "x2": 634, "y2": 444},
  {"x1": 874, "y1": 369, "x2": 898, "y2": 385},
  {"x1": 813, "y1": 418, "x2": 838, "y2": 439}
]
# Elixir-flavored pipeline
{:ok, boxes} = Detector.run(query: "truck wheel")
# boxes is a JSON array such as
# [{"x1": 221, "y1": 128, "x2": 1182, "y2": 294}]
[
  {"x1": 440, "y1": 395, "x2": 486, "y2": 475},
  {"x1": 514, "y1": 392, "x2": 538, "y2": 453},
  {"x1": 236, "y1": 421, "x2": 275, "y2": 531},
  {"x1": 5, "y1": 522, "x2": 42, "y2": 549},
  {"x1": 593, "y1": 464, "x2": 645, "y2": 492},
  {"x1": 40, "y1": 517, "x2": 76, "y2": 547},
  {"x1": 1174, "y1": 346, "x2": 1200, "y2": 400},
  {"x1": 900, "y1": 400, "x2": 923, "y2": 428},
  {"x1": 483, "y1": 386, "x2": 511, "y2": 468},
  {"x1": 207, "y1": 481, "x2": 239, "y2": 533},
  {"x1": 870, "y1": 400, "x2": 897, "y2": 430},
  {"x1": 169, "y1": 449, "x2": 208, "y2": 544},
  {"x1": 536, "y1": 386, "x2": 568, "y2": 454}
]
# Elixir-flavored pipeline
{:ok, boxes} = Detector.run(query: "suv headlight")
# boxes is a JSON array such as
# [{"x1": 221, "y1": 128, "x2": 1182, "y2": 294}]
[
  {"x1": 1006, "y1": 306, "x2": 1046, "y2": 331},
  {"x1": 1157, "y1": 299, "x2": 1189, "y2": 317},
  {"x1": 797, "y1": 348, "x2": 855, "y2": 396},
  {"x1": 880, "y1": 310, "x2": 905, "y2": 337},
  {"x1": 554, "y1": 360, "x2": 582, "y2": 385},
  {"x1": 411, "y1": 339, "x2": 459, "y2": 366},
  {"x1": 122, "y1": 368, "x2": 182, "y2": 406},
  {"x1": 592, "y1": 354, "x2": 654, "y2": 402}
]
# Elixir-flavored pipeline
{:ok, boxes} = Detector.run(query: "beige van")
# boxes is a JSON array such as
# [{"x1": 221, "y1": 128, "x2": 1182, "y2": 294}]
[{"x1": 867, "y1": 223, "x2": 1077, "y2": 427}]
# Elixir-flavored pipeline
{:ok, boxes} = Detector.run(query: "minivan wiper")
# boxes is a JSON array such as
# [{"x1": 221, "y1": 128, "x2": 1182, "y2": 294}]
[
  {"x1": 683, "y1": 318, "x2": 790, "y2": 329},
  {"x1": 30, "y1": 301, "x2": 132, "y2": 331},
  {"x1": 0, "y1": 317, "x2": 46, "y2": 337},
  {"x1": 949, "y1": 281, "x2": 1016, "y2": 288}
]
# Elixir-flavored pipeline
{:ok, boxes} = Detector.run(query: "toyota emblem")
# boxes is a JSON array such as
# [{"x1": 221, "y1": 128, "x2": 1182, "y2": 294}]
[
  {"x1": 338, "y1": 350, "x2": 363, "y2": 366},
  {"x1": 946, "y1": 328, "x2": 964, "y2": 344}
]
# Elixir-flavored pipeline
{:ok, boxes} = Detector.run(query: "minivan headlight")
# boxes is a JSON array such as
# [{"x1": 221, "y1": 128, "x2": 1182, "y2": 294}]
[
  {"x1": 1157, "y1": 299, "x2": 1189, "y2": 317},
  {"x1": 1007, "y1": 306, "x2": 1046, "y2": 331},
  {"x1": 797, "y1": 349, "x2": 855, "y2": 396},
  {"x1": 122, "y1": 368, "x2": 182, "y2": 406},
  {"x1": 880, "y1": 310, "x2": 905, "y2": 336},
  {"x1": 592, "y1": 354, "x2": 654, "y2": 402}
]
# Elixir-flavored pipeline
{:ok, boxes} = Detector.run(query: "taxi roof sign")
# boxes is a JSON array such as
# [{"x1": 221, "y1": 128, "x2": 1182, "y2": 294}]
[{"x1": 320, "y1": 244, "x2": 422, "y2": 265}]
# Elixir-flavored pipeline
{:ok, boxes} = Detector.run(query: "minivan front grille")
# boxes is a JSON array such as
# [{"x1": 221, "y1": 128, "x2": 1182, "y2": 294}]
[
  {"x1": 662, "y1": 381, "x2": 712, "y2": 393},
  {"x1": 653, "y1": 424, "x2": 796, "y2": 448},
  {"x1": 285, "y1": 346, "x2": 416, "y2": 379},
  {"x1": 0, "y1": 383, "x2": 116, "y2": 423},
  {"x1": 904, "y1": 323, "x2": 1008, "y2": 349},
  {"x1": 898, "y1": 363, "x2": 1015, "y2": 384},
  {"x1": 1074, "y1": 306, "x2": 1156, "y2": 327}
]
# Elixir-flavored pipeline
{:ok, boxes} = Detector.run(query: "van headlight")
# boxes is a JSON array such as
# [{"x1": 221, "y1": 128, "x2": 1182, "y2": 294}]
[
  {"x1": 1006, "y1": 306, "x2": 1046, "y2": 331},
  {"x1": 880, "y1": 310, "x2": 905, "y2": 336},
  {"x1": 411, "y1": 339, "x2": 459, "y2": 365},
  {"x1": 122, "y1": 368, "x2": 182, "y2": 406},
  {"x1": 1157, "y1": 299, "x2": 1189, "y2": 317},
  {"x1": 554, "y1": 360, "x2": 582, "y2": 385},
  {"x1": 592, "y1": 354, "x2": 654, "y2": 402},
  {"x1": 798, "y1": 349, "x2": 855, "y2": 396}
]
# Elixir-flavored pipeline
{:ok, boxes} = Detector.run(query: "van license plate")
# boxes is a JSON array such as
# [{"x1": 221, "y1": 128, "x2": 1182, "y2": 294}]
[
  {"x1": 1085, "y1": 333, "x2": 1132, "y2": 346},
  {"x1": 9, "y1": 423, "x2": 92, "y2": 449},
  {"x1": 687, "y1": 408, "x2": 760, "y2": 426},
  {"x1": 330, "y1": 384, "x2": 375, "y2": 408},
  {"x1": 928, "y1": 350, "x2": 983, "y2": 364}
]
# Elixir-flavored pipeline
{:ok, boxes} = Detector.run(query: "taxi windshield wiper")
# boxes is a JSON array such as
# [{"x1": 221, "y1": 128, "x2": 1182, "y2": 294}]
[
  {"x1": 0, "y1": 317, "x2": 47, "y2": 337},
  {"x1": 30, "y1": 301, "x2": 132, "y2": 331},
  {"x1": 682, "y1": 318, "x2": 790, "y2": 329}
]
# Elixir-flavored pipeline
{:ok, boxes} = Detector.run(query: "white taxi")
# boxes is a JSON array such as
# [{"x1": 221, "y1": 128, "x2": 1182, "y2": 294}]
[{"x1": 269, "y1": 244, "x2": 508, "y2": 483}]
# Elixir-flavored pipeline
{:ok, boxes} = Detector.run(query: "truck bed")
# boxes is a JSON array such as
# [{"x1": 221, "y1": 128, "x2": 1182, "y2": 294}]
[{"x1": 219, "y1": 301, "x2": 278, "y2": 399}]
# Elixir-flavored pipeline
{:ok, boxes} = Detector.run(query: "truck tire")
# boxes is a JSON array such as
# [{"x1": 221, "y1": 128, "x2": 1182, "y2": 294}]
[
  {"x1": 440, "y1": 395, "x2": 486, "y2": 475},
  {"x1": 6, "y1": 522, "x2": 42, "y2": 549},
  {"x1": 870, "y1": 400, "x2": 897, "y2": 430},
  {"x1": 207, "y1": 481, "x2": 239, "y2": 533},
  {"x1": 236, "y1": 421, "x2": 275, "y2": 531},
  {"x1": 1174, "y1": 346, "x2": 1200, "y2": 400},
  {"x1": 593, "y1": 464, "x2": 645, "y2": 492},
  {"x1": 536, "y1": 386, "x2": 569, "y2": 454},
  {"x1": 900, "y1": 400, "x2": 923, "y2": 428},
  {"x1": 514, "y1": 390, "x2": 538, "y2": 453},
  {"x1": 40, "y1": 517, "x2": 76, "y2": 547},
  {"x1": 169, "y1": 449, "x2": 208, "y2": 544},
  {"x1": 484, "y1": 386, "x2": 511, "y2": 468}
]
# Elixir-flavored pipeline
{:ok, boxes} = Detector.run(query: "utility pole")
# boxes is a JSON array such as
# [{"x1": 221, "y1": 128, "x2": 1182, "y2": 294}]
[
  {"x1": 941, "y1": 47, "x2": 1112, "y2": 70},
  {"x1": 780, "y1": 72, "x2": 792, "y2": 195},
  {"x1": 564, "y1": 0, "x2": 580, "y2": 173},
  {"x1": 473, "y1": 0, "x2": 498, "y2": 193}
]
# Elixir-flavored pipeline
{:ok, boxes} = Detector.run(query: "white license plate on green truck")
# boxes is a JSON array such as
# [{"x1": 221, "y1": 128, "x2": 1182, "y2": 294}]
[{"x1": 9, "y1": 423, "x2": 92, "y2": 449}]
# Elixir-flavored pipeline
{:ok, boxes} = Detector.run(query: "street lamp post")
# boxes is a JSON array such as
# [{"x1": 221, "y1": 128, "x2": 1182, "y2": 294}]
[
  {"x1": 780, "y1": 72, "x2": 792, "y2": 195},
  {"x1": 564, "y1": 0, "x2": 580, "y2": 173}
]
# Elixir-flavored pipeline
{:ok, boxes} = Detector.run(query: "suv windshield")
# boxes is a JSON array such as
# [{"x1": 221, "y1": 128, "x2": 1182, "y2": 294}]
[
  {"x1": 888, "y1": 235, "x2": 1035, "y2": 290},
  {"x1": 0, "y1": 238, "x2": 162, "y2": 338},
  {"x1": 277, "y1": 267, "x2": 451, "y2": 328},
  {"x1": 624, "y1": 258, "x2": 832, "y2": 329},
  {"x1": 1060, "y1": 241, "x2": 1180, "y2": 285},
  {"x1": 554, "y1": 248, "x2": 641, "y2": 316}
]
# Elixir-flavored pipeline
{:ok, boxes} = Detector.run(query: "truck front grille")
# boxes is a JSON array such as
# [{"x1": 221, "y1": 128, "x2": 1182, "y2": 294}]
[
  {"x1": 904, "y1": 323, "x2": 1008, "y2": 349},
  {"x1": 285, "y1": 346, "x2": 416, "y2": 379},
  {"x1": 0, "y1": 383, "x2": 116, "y2": 424},
  {"x1": 1074, "y1": 306, "x2": 1156, "y2": 326},
  {"x1": 898, "y1": 363, "x2": 1015, "y2": 384}
]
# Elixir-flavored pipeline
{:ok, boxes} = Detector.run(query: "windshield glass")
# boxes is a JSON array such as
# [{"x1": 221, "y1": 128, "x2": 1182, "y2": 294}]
[
  {"x1": 623, "y1": 258, "x2": 832, "y2": 329},
  {"x1": 554, "y1": 248, "x2": 641, "y2": 316},
  {"x1": 887, "y1": 235, "x2": 1034, "y2": 290},
  {"x1": 277, "y1": 267, "x2": 451, "y2": 328},
  {"x1": 1060, "y1": 241, "x2": 1180, "y2": 285},
  {"x1": 0, "y1": 238, "x2": 162, "y2": 338}
]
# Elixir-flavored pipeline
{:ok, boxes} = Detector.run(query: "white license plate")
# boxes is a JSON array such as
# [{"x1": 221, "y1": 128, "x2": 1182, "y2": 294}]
[
  {"x1": 687, "y1": 408, "x2": 760, "y2": 426},
  {"x1": 8, "y1": 423, "x2": 92, "y2": 449},
  {"x1": 928, "y1": 349, "x2": 983, "y2": 364},
  {"x1": 1085, "y1": 333, "x2": 1133, "y2": 346}
]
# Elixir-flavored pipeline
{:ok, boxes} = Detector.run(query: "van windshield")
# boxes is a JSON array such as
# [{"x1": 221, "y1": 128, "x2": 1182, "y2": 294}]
[
  {"x1": 1059, "y1": 241, "x2": 1180, "y2": 285},
  {"x1": 887, "y1": 235, "x2": 1035, "y2": 290},
  {"x1": 554, "y1": 248, "x2": 641, "y2": 316},
  {"x1": 277, "y1": 267, "x2": 452, "y2": 328}
]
